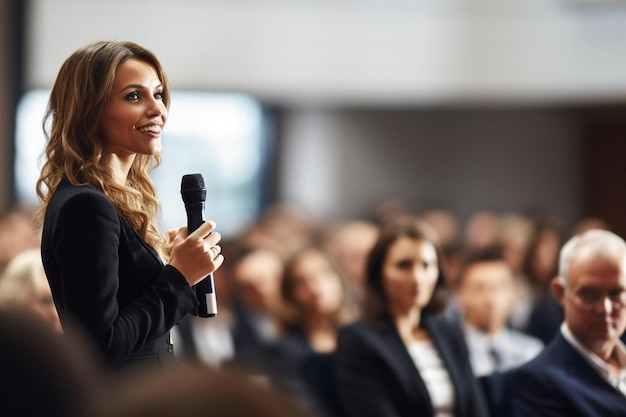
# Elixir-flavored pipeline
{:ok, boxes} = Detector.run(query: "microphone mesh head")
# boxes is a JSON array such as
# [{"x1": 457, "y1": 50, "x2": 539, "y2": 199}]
[
  {"x1": 180, "y1": 174, "x2": 206, "y2": 204},
  {"x1": 181, "y1": 174, "x2": 205, "y2": 191}
]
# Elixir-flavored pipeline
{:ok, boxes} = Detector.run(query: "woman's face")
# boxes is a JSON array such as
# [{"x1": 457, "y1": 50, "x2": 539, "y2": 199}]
[
  {"x1": 382, "y1": 237, "x2": 439, "y2": 314},
  {"x1": 100, "y1": 58, "x2": 167, "y2": 158},
  {"x1": 234, "y1": 249, "x2": 284, "y2": 312},
  {"x1": 289, "y1": 250, "x2": 344, "y2": 317}
]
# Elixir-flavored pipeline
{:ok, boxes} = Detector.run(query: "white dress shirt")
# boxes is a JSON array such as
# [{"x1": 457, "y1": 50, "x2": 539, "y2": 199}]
[{"x1": 463, "y1": 324, "x2": 544, "y2": 377}]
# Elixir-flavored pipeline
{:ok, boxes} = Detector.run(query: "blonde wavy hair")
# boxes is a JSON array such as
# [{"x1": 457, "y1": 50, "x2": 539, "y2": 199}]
[{"x1": 36, "y1": 41, "x2": 171, "y2": 257}]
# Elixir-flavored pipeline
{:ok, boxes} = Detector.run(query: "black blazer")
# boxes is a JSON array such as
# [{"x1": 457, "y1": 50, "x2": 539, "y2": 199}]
[
  {"x1": 266, "y1": 328, "x2": 343, "y2": 417},
  {"x1": 41, "y1": 179, "x2": 198, "y2": 369},
  {"x1": 508, "y1": 331, "x2": 626, "y2": 417},
  {"x1": 335, "y1": 315, "x2": 489, "y2": 417}
]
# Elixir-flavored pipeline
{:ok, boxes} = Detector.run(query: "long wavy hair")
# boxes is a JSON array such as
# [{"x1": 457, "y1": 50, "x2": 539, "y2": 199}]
[{"x1": 36, "y1": 41, "x2": 171, "y2": 257}]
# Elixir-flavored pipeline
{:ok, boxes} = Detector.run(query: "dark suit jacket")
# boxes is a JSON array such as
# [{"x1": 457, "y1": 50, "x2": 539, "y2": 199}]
[
  {"x1": 41, "y1": 179, "x2": 198, "y2": 369},
  {"x1": 265, "y1": 328, "x2": 343, "y2": 417},
  {"x1": 508, "y1": 331, "x2": 626, "y2": 417},
  {"x1": 335, "y1": 315, "x2": 489, "y2": 417}
]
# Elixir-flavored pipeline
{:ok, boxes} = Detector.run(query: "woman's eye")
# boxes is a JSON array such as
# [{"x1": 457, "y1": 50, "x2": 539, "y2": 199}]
[
  {"x1": 126, "y1": 92, "x2": 140, "y2": 101},
  {"x1": 154, "y1": 91, "x2": 164, "y2": 100},
  {"x1": 397, "y1": 260, "x2": 412, "y2": 269}
]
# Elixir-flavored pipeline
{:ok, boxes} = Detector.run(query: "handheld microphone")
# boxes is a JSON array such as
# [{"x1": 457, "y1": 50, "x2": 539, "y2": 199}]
[{"x1": 180, "y1": 173, "x2": 217, "y2": 318}]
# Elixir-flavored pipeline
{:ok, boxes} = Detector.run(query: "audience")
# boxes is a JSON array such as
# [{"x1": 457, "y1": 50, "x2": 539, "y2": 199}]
[
  {"x1": 522, "y1": 217, "x2": 566, "y2": 344},
  {"x1": 228, "y1": 242, "x2": 286, "y2": 364},
  {"x1": 335, "y1": 215, "x2": 488, "y2": 417},
  {"x1": 509, "y1": 229, "x2": 626, "y2": 416},
  {"x1": 322, "y1": 219, "x2": 379, "y2": 318},
  {"x1": 1, "y1": 202, "x2": 624, "y2": 416},
  {"x1": 422, "y1": 207, "x2": 465, "y2": 291},
  {"x1": 456, "y1": 249, "x2": 543, "y2": 377},
  {"x1": 463, "y1": 210, "x2": 500, "y2": 255},
  {"x1": 495, "y1": 214, "x2": 535, "y2": 332},
  {"x1": 268, "y1": 245, "x2": 355, "y2": 416},
  {"x1": 0, "y1": 207, "x2": 40, "y2": 275},
  {"x1": 0, "y1": 247, "x2": 62, "y2": 333}
]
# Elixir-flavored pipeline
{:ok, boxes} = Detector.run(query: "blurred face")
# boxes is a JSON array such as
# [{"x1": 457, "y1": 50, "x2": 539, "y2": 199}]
[
  {"x1": 101, "y1": 58, "x2": 167, "y2": 158},
  {"x1": 234, "y1": 250, "x2": 283, "y2": 312},
  {"x1": 458, "y1": 260, "x2": 515, "y2": 334},
  {"x1": 333, "y1": 223, "x2": 378, "y2": 285},
  {"x1": 27, "y1": 266, "x2": 62, "y2": 333},
  {"x1": 553, "y1": 250, "x2": 626, "y2": 356},
  {"x1": 288, "y1": 250, "x2": 344, "y2": 318},
  {"x1": 532, "y1": 230, "x2": 561, "y2": 282},
  {"x1": 382, "y1": 237, "x2": 439, "y2": 315}
]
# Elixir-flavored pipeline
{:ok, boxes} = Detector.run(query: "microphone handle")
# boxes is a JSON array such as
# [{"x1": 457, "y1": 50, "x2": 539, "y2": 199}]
[
  {"x1": 194, "y1": 274, "x2": 217, "y2": 318},
  {"x1": 185, "y1": 201, "x2": 217, "y2": 318}
]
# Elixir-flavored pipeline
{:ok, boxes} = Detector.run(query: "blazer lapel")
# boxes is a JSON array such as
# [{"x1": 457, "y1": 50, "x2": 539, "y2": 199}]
[
  {"x1": 556, "y1": 334, "x2": 622, "y2": 393},
  {"x1": 121, "y1": 214, "x2": 164, "y2": 266},
  {"x1": 370, "y1": 317, "x2": 434, "y2": 413}
]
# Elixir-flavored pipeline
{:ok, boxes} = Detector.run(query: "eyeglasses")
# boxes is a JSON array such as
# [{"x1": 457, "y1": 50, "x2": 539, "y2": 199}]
[{"x1": 566, "y1": 287, "x2": 626, "y2": 310}]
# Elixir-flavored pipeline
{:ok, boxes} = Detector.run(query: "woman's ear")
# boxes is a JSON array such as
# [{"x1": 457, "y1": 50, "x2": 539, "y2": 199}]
[{"x1": 551, "y1": 276, "x2": 566, "y2": 307}]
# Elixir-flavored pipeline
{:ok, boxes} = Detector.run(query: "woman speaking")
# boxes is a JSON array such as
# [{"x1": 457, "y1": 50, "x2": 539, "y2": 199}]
[{"x1": 36, "y1": 41, "x2": 224, "y2": 369}]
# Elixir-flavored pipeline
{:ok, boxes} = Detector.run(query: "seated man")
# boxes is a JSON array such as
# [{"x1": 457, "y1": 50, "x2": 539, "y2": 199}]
[
  {"x1": 457, "y1": 249, "x2": 543, "y2": 377},
  {"x1": 509, "y1": 229, "x2": 626, "y2": 416}
]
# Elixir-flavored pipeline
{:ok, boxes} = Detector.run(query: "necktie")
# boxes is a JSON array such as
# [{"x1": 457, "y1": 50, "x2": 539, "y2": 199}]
[{"x1": 489, "y1": 346, "x2": 502, "y2": 372}]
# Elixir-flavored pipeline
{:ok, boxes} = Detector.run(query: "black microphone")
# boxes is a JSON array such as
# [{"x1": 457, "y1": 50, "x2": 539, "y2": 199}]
[{"x1": 180, "y1": 173, "x2": 217, "y2": 318}]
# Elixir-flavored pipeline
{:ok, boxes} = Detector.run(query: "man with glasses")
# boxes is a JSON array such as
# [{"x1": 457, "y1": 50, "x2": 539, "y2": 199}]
[{"x1": 508, "y1": 229, "x2": 626, "y2": 416}]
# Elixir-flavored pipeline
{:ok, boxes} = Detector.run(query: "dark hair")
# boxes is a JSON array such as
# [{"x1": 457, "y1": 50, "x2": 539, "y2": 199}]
[
  {"x1": 457, "y1": 246, "x2": 511, "y2": 287},
  {"x1": 362, "y1": 215, "x2": 447, "y2": 323},
  {"x1": 521, "y1": 216, "x2": 563, "y2": 294}
]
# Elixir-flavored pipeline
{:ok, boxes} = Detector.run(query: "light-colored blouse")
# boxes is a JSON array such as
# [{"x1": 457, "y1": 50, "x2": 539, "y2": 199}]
[{"x1": 407, "y1": 338, "x2": 455, "y2": 417}]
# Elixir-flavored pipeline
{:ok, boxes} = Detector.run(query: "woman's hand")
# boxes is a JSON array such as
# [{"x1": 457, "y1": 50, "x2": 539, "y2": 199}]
[{"x1": 168, "y1": 221, "x2": 224, "y2": 286}]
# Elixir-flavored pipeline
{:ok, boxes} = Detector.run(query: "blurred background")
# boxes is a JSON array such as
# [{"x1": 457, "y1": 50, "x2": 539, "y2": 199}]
[{"x1": 2, "y1": 0, "x2": 626, "y2": 238}]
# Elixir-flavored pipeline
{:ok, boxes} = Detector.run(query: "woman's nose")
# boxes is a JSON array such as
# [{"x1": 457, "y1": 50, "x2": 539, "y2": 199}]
[{"x1": 146, "y1": 98, "x2": 165, "y2": 118}]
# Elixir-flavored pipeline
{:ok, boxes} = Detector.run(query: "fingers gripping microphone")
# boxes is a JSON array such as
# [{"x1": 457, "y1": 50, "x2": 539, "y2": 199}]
[{"x1": 180, "y1": 174, "x2": 217, "y2": 318}]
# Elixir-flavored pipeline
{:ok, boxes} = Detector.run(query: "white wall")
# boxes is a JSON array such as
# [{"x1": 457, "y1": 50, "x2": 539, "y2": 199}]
[
  {"x1": 25, "y1": 0, "x2": 604, "y2": 227},
  {"x1": 27, "y1": 0, "x2": 626, "y2": 105}
]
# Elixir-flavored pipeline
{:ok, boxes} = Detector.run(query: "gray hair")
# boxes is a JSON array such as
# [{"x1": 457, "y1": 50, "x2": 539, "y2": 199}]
[{"x1": 559, "y1": 229, "x2": 626, "y2": 285}]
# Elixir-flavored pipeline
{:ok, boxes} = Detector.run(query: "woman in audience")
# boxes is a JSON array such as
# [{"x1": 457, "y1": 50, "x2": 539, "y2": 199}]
[
  {"x1": 335, "y1": 215, "x2": 488, "y2": 417},
  {"x1": 0, "y1": 248, "x2": 61, "y2": 332},
  {"x1": 277, "y1": 245, "x2": 355, "y2": 354},
  {"x1": 36, "y1": 41, "x2": 223, "y2": 369},
  {"x1": 269, "y1": 245, "x2": 354, "y2": 416}
]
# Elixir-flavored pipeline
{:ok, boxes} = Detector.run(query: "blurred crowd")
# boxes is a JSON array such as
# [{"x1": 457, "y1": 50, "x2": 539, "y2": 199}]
[{"x1": 0, "y1": 200, "x2": 614, "y2": 416}]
